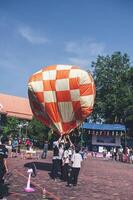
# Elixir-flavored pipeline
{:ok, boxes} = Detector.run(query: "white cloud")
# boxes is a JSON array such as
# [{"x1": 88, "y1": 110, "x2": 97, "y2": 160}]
[
  {"x1": 88, "y1": 42, "x2": 105, "y2": 56},
  {"x1": 68, "y1": 57, "x2": 90, "y2": 66},
  {"x1": 18, "y1": 26, "x2": 49, "y2": 44},
  {"x1": 65, "y1": 39, "x2": 106, "y2": 68}
]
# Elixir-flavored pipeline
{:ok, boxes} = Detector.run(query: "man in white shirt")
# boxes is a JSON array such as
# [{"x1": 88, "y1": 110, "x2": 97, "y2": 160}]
[{"x1": 70, "y1": 146, "x2": 82, "y2": 186}]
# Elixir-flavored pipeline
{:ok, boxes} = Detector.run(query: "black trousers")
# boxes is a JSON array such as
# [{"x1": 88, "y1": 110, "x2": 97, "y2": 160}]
[
  {"x1": 71, "y1": 167, "x2": 80, "y2": 185},
  {"x1": 0, "y1": 169, "x2": 5, "y2": 183},
  {"x1": 51, "y1": 159, "x2": 59, "y2": 179},
  {"x1": 41, "y1": 150, "x2": 48, "y2": 159},
  {"x1": 59, "y1": 159, "x2": 63, "y2": 179},
  {"x1": 67, "y1": 166, "x2": 72, "y2": 185},
  {"x1": 62, "y1": 163, "x2": 69, "y2": 181},
  {"x1": 0, "y1": 170, "x2": 5, "y2": 198}
]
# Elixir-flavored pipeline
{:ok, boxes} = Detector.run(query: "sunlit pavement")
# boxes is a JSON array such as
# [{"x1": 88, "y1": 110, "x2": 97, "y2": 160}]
[{"x1": 5, "y1": 152, "x2": 133, "y2": 200}]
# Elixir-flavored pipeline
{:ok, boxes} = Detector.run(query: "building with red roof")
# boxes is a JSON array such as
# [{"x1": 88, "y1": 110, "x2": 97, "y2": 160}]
[{"x1": 0, "y1": 93, "x2": 33, "y2": 120}]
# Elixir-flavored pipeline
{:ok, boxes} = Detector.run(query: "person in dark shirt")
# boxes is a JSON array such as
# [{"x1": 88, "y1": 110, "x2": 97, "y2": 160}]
[
  {"x1": 51, "y1": 142, "x2": 59, "y2": 181},
  {"x1": 0, "y1": 136, "x2": 9, "y2": 199}
]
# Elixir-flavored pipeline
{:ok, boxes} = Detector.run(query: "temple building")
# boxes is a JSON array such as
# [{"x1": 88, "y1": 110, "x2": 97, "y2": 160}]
[{"x1": 0, "y1": 93, "x2": 33, "y2": 129}]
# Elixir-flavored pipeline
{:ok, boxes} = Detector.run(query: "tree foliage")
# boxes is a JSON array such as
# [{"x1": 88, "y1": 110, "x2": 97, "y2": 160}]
[
  {"x1": 3, "y1": 116, "x2": 20, "y2": 137},
  {"x1": 2, "y1": 116, "x2": 51, "y2": 142},
  {"x1": 28, "y1": 117, "x2": 50, "y2": 141},
  {"x1": 91, "y1": 52, "x2": 133, "y2": 133}
]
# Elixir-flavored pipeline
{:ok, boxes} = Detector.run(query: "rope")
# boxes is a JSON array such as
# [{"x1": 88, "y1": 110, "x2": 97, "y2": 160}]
[{"x1": 14, "y1": 169, "x2": 61, "y2": 200}]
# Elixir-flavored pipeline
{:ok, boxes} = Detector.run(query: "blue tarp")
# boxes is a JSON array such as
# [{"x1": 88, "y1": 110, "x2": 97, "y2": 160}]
[{"x1": 82, "y1": 123, "x2": 126, "y2": 132}]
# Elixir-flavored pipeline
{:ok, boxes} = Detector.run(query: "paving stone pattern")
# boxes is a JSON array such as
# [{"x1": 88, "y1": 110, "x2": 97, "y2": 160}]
[{"x1": 5, "y1": 152, "x2": 133, "y2": 200}]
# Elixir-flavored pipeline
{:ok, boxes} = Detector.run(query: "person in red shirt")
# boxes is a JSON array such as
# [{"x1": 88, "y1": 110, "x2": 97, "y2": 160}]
[{"x1": 25, "y1": 139, "x2": 31, "y2": 150}]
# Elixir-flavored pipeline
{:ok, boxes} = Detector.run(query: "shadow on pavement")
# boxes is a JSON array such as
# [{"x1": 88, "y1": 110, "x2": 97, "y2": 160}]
[{"x1": 24, "y1": 162, "x2": 52, "y2": 172}]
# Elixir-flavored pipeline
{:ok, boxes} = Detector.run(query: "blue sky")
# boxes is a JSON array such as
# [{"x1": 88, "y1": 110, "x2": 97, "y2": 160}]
[{"x1": 0, "y1": 0, "x2": 133, "y2": 97}]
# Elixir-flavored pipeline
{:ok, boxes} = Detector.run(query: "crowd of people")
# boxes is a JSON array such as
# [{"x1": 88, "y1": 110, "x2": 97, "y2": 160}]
[
  {"x1": 0, "y1": 134, "x2": 87, "y2": 199},
  {"x1": 91, "y1": 145, "x2": 133, "y2": 164},
  {"x1": 4, "y1": 134, "x2": 133, "y2": 198},
  {"x1": 9, "y1": 137, "x2": 34, "y2": 159},
  {"x1": 50, "y1": 135, "x2": 85, "y2": 187},
  {"x1": 110, "y1": 146, "x2": 133, "y2": 163}
]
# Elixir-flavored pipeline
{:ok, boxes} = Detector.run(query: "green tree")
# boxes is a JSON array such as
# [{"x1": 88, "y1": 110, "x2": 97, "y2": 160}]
[
  {"x1": 28, "y1": 117, "x2": 50, "y2": 142},
  {"x1": 91, "y1": 52, "x2": 133, "y2": 130},
  {"x1": 124, "y1": 67, "x2": 133, "y2": 133},
  {"x1": 3, "y1": 116, "x2": 20, "y2": 137}
]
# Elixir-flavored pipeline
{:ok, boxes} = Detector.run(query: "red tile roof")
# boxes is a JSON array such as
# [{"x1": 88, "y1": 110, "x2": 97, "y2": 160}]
[{"x1": 0, "y1": 93, "x2": 33, "y2": 120}]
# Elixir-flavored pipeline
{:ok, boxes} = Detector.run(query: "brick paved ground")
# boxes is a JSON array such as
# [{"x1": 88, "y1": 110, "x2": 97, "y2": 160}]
[{"x1": 3, "y1": 152, "x2": 133, "y2": 200}]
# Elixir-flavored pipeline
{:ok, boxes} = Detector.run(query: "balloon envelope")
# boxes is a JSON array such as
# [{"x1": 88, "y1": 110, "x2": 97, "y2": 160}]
[{"x1": 28, "y1": 65, "x2": 95, "y2": 135}]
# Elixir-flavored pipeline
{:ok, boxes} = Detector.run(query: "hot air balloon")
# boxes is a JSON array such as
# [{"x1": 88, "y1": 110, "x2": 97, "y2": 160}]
[{"x1": 28, "y1": 65, "x2": 95, "y2": 135}]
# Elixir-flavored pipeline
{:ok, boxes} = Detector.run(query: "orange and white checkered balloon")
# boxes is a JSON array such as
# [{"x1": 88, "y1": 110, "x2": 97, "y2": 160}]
[{"x1": 28, "y1": 65, "x2": 95, "y2": 135}]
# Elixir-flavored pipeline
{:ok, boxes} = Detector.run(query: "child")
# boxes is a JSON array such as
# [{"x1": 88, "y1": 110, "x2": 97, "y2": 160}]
[{"x1": 11, "y1": 138, "x2": 18, "y2": 158}]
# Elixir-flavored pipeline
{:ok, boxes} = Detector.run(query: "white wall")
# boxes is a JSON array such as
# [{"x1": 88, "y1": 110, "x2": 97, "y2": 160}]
[{"x1": 92, "y1": 135, "x2": 121, "y2": 146}]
